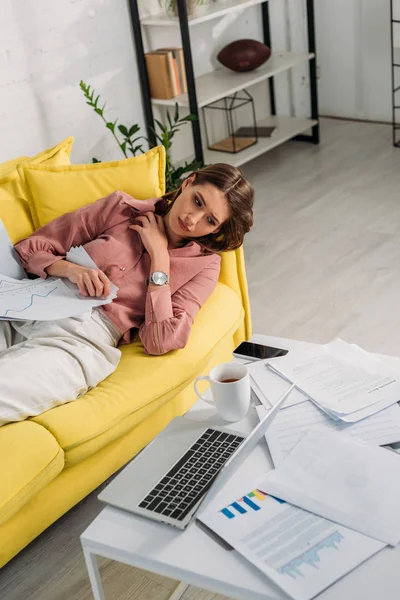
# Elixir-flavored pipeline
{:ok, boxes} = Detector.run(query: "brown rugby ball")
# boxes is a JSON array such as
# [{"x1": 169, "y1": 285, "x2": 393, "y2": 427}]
[{"x1": 217, "y1": 39, "x2": 271, "y2": 72}]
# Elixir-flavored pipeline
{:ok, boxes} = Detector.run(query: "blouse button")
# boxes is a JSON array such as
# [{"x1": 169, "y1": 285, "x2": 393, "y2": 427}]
[{"x1": 120, "y1": 266, "x2": 126, "y2": 271}]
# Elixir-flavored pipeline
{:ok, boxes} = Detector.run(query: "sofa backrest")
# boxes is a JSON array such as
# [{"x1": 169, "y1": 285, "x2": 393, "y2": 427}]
[{"x1": 0, "y1": 143, "x2": 251, "y2": 341}]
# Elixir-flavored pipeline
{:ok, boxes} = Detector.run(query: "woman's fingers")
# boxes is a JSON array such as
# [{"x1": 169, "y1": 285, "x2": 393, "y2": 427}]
[
  {"x1": 130, "y1": 212, "x2": 156, "y2": 229},
  {"x1": 134, "y1": 213, "x2": 153, "y2": 227},
  {"x1": 133, "y1": 215, "x2": 146, "y2": 227},
  {"x1": 146, "y1": 211, "x2": 156, "y2": 223},
  {"x1": 98, "y1": 271, "x2": 111, "y2": 298},
  {"x1": 129, "y1": 224, "x2": 141, "y2": 235},
  {"x1": 93, "y1": 272, "x2": 105, "y2": 297},
  {"x1": 83, "y1": 272, "x2": 97, "y2": 297},
  {"x1": 77, "y1": 281, "x2": 88, "y2": 296},
  {"x1": 155, "y1": 214, "x2": 166, "y2": 233}
]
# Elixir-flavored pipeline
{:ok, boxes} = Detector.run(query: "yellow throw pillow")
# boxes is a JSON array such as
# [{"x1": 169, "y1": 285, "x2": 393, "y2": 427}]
[
  {"x1": 0, "y1": 137, "x2": 74, "y2": 243},
  {"x1": 0, "y1": 137, "x2": 74, "y2": 188},
  {"x1": 21, "y1": 146, "x2": 166, "y2": 228},
  {"x1": 0, "y1": 156, "x2": 29, "y2": 179},
  {"x1": 0, "y1": 190, "x2": 35, "y2": 244}
]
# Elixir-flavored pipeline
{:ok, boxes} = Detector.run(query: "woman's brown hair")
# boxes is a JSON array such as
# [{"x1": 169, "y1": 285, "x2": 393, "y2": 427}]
[{"x1": 160, "y1": 163, "x2": 254, "y2": 252}]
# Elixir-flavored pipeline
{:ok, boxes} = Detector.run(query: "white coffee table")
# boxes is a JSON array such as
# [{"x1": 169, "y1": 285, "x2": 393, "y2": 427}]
[{"x1": 80, "y1": 334, "x2": 400, "y2": 600}]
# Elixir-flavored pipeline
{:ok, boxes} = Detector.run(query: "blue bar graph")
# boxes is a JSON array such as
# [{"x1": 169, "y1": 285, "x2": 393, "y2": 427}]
[
  {"x1": 241, "y1": 496, "x2": 261, "y2": 511},
  {"x1": 231, "y1": 501, "x2": 246, "y2": 514},
  {"x1": 221, "y1": 508, "x2": 234, "y2": 519},
  {"x1": 219, "y1": 488, "x2": 271, "y2": 519}
]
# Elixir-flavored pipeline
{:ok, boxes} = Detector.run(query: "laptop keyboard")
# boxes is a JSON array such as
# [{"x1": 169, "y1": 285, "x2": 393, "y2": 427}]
[{"x1": 138, "y1": 428, "x2": 245, "y2": 522}]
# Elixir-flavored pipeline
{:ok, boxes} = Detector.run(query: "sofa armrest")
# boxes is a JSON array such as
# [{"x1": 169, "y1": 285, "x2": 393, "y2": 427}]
[{"x1": 218, "y1": 246, "x2": 251, "y2": 344}]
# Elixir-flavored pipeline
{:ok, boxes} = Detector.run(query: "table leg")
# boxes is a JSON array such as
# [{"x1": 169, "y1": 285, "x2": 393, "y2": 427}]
[
  {"x1": 168, "y1": 581, "x2": 189, "y2": 600},
  {"x1": 83, "y1": 547, "x2": 106, "y2": 600}
]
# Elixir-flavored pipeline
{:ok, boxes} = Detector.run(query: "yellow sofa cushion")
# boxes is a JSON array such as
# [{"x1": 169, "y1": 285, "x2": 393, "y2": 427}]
[
  {"x1": 21, "y1": 146, "x2": 166, "y2": 228},
  {"x1": 0, "y1": 421, "x2": 64, "y2": 526},
  {"x1": 0, "y1": 137, "x2": 74, "y2": 244},
  {"x1": 32, "y1": 282, "x2": 243, "y2": 466},
  {"x1": 0, "y1": 156, "x2": 29, "y2": 179},
  {"x1": 0, "y1": 191, "x2": 35, "y2": 245}
]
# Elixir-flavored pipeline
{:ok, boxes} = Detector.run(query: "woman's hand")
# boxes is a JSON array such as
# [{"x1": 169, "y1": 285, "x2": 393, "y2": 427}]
[
  {"x1": 66, "y1": 264, "x2": 111, "y2": 298},
  {"x1": 129, "y1": 212, "x2": 168, "y2": 258}
]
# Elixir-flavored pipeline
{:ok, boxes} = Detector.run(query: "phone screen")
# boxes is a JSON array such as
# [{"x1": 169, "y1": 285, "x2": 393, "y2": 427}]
[{"x1": 234, "y1": 342, "x2": 288, "y2": 360}]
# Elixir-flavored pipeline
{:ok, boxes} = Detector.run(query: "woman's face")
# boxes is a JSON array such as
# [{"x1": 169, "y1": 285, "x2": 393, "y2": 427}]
[{"x1": 165, "y1": 178, "x2": 230, "y2": 241}]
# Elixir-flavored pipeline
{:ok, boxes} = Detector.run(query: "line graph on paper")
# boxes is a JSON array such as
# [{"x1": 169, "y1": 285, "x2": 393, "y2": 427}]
[
  {"x1": 276, "y1": 531, "x2": 344, "y2": 579},
  {"x1": 1, "y1": 287, "x2": 57, "y2": 317},
  {"x1": 0, "y1": 278, "x2": 85, "y2": 321},
  {"x1": 0, "y1": 280, "x2": 59, "y2": 319}
]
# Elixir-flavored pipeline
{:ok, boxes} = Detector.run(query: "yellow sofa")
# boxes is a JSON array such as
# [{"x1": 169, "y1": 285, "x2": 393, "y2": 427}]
[{"x1": 0, "y1": 141, "x2": 251, "y2": 567}]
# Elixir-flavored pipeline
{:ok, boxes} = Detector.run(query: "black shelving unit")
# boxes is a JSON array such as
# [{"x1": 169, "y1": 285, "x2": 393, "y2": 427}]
[
  {"x1": 391, "y1": 0, "x2": 400, "y2": 147},
  {"x1": 128, "y1": 0, "x2": 319, "y2": 165}
]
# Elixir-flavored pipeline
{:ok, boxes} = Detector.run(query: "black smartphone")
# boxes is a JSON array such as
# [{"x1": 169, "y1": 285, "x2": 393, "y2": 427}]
[{"x1": 233, "y1": 341, "x2": 288, "y2": 361}]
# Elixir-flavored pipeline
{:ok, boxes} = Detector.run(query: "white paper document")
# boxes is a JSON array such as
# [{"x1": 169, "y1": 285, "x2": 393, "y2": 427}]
[
  {"x1": 66, "y1": 245, "x2": 119, "y2": 298},
  {"x1": 0, "y1": 246, "x2": 118, "y2": 321},
  {"x1": 0, "y1": 277, "x2": 115, "y2": 321},
  {"x1": 0, "y1": 219, "x2": 26, "y2": 279},
  {"x1": 198, "y1": 477, "x2": 385, "y2": 600},
  {"x1": 248, "y1": 359, "x2": 310, "y2": 409},
  {"x1": 256, "y1": 401, "x2": 400, "y2": 466},
  {"x1": 269, "y1": 340, "x2": 400, "y2": 422},
  {"x1": 262, "y1": 427, "x2": 400, "y2": 546}
]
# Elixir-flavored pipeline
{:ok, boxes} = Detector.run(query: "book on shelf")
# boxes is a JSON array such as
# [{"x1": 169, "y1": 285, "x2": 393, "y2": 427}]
[
  {"x1": 158, "y1": 47, "x2": 188, "y2": 94},
  {"x1": 145, "y1": 47, "x2": 187, "y2": 100}
]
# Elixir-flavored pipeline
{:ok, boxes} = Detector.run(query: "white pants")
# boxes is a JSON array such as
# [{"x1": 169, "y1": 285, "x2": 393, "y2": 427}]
[{"x1": 0, "y1": 309, "x2": 122, "y2": 426}]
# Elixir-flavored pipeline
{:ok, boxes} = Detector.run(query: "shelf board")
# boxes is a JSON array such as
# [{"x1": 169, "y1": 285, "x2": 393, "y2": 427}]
[
  {"x1": 203, "y1": 116, "x2": 318, "y2": 168},
  {"x1": 152, "y1": 52, "x2": 314, "y2": 108},
  {"x1": 141, "y1": 0, "x2": 268, "y2": 27},
  {"x1": 394, "y1": 47, "x2": 400, "y2": 66}
]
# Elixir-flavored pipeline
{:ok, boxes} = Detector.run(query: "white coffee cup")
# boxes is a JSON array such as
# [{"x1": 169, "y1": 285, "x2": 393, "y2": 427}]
[{"x1": 194, "y1": 362, "x2": 251, "y2": 422}]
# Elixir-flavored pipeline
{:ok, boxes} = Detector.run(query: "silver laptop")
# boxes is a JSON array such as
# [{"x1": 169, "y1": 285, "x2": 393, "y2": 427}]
[{"x1": 99, "y1": 383, "x2": 295, "y2": 530}]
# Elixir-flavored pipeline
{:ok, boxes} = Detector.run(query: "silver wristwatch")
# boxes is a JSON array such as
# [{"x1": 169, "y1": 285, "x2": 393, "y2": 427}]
[{"x1": 148, "y1": 271, "x2": 169, "y2": 286}]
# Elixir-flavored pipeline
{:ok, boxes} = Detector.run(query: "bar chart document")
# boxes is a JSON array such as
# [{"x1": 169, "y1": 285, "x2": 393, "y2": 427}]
[{"x1": 198, "y1": 480, "x2": 384, "y2": 600}]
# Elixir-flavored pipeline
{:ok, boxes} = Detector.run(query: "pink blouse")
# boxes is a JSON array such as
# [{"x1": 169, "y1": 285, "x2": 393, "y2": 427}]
[{"x1": 14, "y1": 191, "x2": 221, "y2": 355}]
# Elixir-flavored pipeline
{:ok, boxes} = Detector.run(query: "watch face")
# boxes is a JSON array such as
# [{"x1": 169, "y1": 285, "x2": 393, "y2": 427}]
[{"x1": 152, "y1": 271, "x2": 168, "y2": 285}]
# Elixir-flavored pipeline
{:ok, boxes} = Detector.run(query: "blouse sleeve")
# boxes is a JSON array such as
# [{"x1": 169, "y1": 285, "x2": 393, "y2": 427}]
[
  {"x1": 139, "y1": 254, "x2": 221, "y2": 355},
  {"x1": 14, "y1": 191, "x2": 129, "y2": 278}
]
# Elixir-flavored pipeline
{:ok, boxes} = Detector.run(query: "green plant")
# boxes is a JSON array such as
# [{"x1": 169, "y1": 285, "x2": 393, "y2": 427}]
[
  {"x1": 159, "y1": 0, "x2": 208, "y2": 16},
  {"x1": 80, "y1": 80, "x2": 202, "y2": 191},
  {"x1": 151, "y1": 103, "x2": 201, "y2": 191},
  {"x1": 80, "y1": 81, "x2": 145, "y2": 158}
]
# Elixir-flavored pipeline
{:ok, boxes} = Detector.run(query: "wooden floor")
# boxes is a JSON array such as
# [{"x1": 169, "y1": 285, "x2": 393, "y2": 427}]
[{"x1": 2, "y1": 118, "x2": 400, "y2": 599}]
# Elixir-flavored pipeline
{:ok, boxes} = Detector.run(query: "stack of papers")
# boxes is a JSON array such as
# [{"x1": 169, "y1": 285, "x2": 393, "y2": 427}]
[
  {"x1": 0, "y1": 220, "x2": 26, "y2": 279},
  {"x1": 261, "y1": 426, "x2": 400, "y2": 546},
  {"x1": 0, "y1": 244, "x2": 118, "y2": 321},
  {"x1": 256, "y1": 401, "x2": 400, "y2": 466},
  {"x1": 267, "y1": 339, "x2": 400, "y2": 422},
  {"x1": 198, "y1": 472, "x2": 385, "y2": 600}
]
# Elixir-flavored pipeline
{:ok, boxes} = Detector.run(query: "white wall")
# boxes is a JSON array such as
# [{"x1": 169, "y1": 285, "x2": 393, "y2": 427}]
[
  {"x1": 0, "y1": 0, "x2": 310, "y2": 165},
  {"x1": 315, "y1": 0, "x2": 392, "y2": 122},
  {"x1": 0, "y1": 0, "x2": 146, "y2": 163}
]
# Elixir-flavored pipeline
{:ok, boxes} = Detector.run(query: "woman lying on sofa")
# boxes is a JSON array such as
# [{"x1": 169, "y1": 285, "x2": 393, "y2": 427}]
[{"x1": 0, "y1": 163, "x2": 253, "y2": 424}]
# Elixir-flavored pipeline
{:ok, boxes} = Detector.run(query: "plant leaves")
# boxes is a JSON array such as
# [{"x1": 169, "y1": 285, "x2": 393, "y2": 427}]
[
  {"x1": 154, "y1": 119, "x2": 165, "y2": 132},
  {"x1": 95, "y1": 108, "x2": 103, "y2": 116},
  {"x1": 131, "y1": 145, "x2": 144, "y2": 155},
  {"x1": 92, "y1": 157, "x2": 101, "y2": 163},
  {"x1": 106, "y1": 120, "x2": 117, "y2": 133},
  {"x1": 129, "y1": 124, "x2": 140, "y2": 136},
  {"x1": 180, "y1": 114, "x2": 198, "y2": 122},
  {"x1": 118, "y1": 124, "x2": 129, "y2": 136},
  {"x1": 174, "y1": 102, "x2": 179, "y2": 123},
  {"x1": 167, "y1": 111, "x2": 173, "y2": 130}
]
